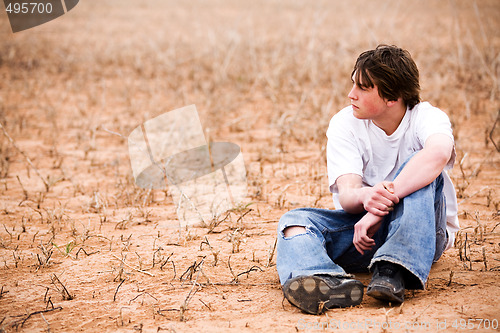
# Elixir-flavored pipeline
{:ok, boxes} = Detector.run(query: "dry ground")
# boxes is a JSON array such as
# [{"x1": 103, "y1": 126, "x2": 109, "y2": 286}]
[{"x1": 0, "y1": 0, "x2": 499, "y2": 332}]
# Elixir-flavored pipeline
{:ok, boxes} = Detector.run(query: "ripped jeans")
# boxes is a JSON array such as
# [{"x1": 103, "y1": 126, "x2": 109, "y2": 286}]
[{"x1": 276, "y1": 168, "x2": 448, "y2": 290}]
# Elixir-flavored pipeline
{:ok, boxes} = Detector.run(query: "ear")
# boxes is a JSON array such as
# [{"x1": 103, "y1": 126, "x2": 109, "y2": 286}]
[
  {"x1": 386, "y1": 100, "x2": 397, "y2": 107},
  {"x1": 385, "y1": 97, "x2": 402, "y2": 107}
]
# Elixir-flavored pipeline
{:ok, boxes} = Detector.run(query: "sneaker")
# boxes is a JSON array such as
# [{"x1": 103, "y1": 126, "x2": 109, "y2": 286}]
[
  {"x1": 282, "y1": 275, "x2": 364, "y2": 315},
  {"x1": 366, "y1": 261, "x2": 405, "y2": 303}
]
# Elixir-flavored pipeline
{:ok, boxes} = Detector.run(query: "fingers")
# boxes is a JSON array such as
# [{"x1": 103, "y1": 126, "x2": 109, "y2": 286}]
[
  {"x1": 364, "y1": 183, "x2": 399, "y2": 216},
  {"x1": 365, "y1": 199, "x2": 394, "y2": 216},
  {"x1": 366, "y1": 207, "x2": 388, "y2": 217},
  {"x1": 354, "y1": 235, "x2": 375, "y2": 255},
  {"x1": 353, "y1": 223, "x2": 376, "y2": 255},
  {"x1": 381, "y1": 182, "x2": 399, "y2": 204},
  {"x1": 378, "y1": 184, "x2": 399, "y2": 204}
]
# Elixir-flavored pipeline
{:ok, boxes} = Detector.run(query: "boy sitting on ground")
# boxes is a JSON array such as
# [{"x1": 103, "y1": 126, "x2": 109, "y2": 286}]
[{"x1": 276, "y1": 44, "x2": 459, "y2": 314}]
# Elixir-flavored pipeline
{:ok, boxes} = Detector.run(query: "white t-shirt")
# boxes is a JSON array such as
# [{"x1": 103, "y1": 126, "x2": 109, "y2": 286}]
[{"x1": 326, "y1": 101, "x2": 459, "y2": 250}]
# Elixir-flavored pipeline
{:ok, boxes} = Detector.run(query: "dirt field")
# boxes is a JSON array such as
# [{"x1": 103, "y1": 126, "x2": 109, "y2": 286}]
[{"x1": 0, "y1": 0, "x2": 499, "y2": 332}]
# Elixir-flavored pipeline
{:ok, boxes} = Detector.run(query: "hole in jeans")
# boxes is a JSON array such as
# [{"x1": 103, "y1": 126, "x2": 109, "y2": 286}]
[{"x1": 283, "y1": 226, "x2": 307, "y2": 238}]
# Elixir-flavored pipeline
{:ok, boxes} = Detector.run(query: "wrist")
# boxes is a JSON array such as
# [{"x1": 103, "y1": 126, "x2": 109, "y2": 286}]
[{"x1": 357, "y1": 186, "x2": 368, "y2": 208}]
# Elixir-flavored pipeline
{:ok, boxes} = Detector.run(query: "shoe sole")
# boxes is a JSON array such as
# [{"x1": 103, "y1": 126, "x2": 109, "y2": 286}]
[
  {"x1": 283, "y1": 276, "x2": 364, "y2": 315},
  {"x1": 366, "y1": 285, "x2": 404, "y2": 303}
]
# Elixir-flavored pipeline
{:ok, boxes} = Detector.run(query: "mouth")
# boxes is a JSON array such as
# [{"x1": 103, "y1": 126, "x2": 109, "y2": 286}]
[{"x1": 351, "y1": 104, "x2": 359, "y2": 110}]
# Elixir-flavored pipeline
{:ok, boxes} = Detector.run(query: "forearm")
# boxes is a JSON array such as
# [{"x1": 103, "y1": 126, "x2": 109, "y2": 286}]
[
  {"x1": 337, "y1": 176, "x2": 365, "y2": 214},
  {"x1": 337, "y1": 174, "x2": 398, "y2": 215},
  {"x1": 338, "y1": 191, "x2": 364, "y2": 214},
  {"x1": 336, "y1": 135, "x2": 452, "y2": 214},
  {"x1": 392, "y1": 142, "x2": 452, "y2": 199}
]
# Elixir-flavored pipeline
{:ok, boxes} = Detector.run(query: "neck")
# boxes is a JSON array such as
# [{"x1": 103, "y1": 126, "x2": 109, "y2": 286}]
[{"x1": 373, "y1": 103, "x2": 407, "y2": 135}]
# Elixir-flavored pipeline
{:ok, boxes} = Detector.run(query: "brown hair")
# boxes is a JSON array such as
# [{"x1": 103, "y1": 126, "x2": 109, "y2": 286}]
[{"x1": 352, "y1": 45, "x2": 420, "y2": 109}]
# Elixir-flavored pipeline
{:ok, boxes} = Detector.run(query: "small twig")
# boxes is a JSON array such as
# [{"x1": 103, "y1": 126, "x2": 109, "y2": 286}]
[
  {"x1": 199, "y1": 236, "x2": 212, "y2": 251},
  {"x1": 40, "y1": 312, "x2": 50, "y2": 332},
  {"x1": 228, "y1": 255, "x2": 238, "y2": 283},
  {"x1": 16, "y1": 176, "x2": 28, "y2": 202},
  {"x1": 46, "y1": 297, "x2": 54, "y2": 310},
  {"x1": 51, "y1": 274, "x2": 73, "y2": 300},
  {"x1": 75, "y1": 247, "x2": 99, "y2": 259},
  {"x1": 0, "y1": 122, "x2": 50, "y2": 191},
  {"x1": 15, "y1": 306, "x2": 62, "y2": 328},
  {"x1": 489, "y1": 110, "x2": 500, "y2": 152},
  {"x1": 234, "y1": 265, "x2": 263, "y2": 282},
  {"x1": 2, "y1": 224, "x2": 12, "y2": 239},
  {"x1": 111, "y1": 254, "x2": 154, "y2": 277},
  {"x1": 447, "y1": 271, "x2": 454, "y2": 287},
  {"x1": 458, "y1": 186, "x2": 490, "y2": 205},
  {"x1": 236, "y1": 209, "x2": 253, "y2": 224},
  {"x1": 317, "y1": 300, "x2": 327, "y2": 314},
  {"x1": 266, "y1": 237, "x2": 277, "y2": 267},
  {"x1": 413, "y1": 304, "x2": 431, "y2": 322},
  {"x1": 129, "y1": 291, "x2": 158, "y2": 304},
  {"x1": 179, "y1": 258, "x2": 205, "y2": 321},
  {"x1": 0, "y1": 286, "x2": 8, "y2": 298},
  {"x1": 160, "y1": 253, "x2": 174, "y2": 270},
  {"x1": 114, "y1": 279, "x2": 125, "y2": 302},
  {"x1": 199, "y1": 299, "x2": 213, "y2": 311},
  {"x1": 207, "y1": 211, "x2": 232, "y2": 234},
  {"x1": 482, "y1": 247, "x2": 488, "y2": 271},
  {"x1": 151, "y1": 247, "x2": 162, "y2": 268},
  {"x1": 180, "y1": 261, "x2": 196, "y2": 282},
  {"x1": 170, "y1": 260, "x2": 177, "y2": 280}
]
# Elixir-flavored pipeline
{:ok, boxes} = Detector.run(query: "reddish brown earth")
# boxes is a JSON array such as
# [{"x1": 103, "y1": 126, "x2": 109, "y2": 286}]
[{"x1": 0, "y1": 1, "x2": 499, "y2": 332}]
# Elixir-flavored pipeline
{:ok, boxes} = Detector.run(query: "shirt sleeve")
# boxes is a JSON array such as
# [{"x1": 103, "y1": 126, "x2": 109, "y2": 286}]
[
  {"x1": 326, "y1": 109, "x2": 365, "y2": 194},
  {"x1": 414, "y1": 103, "x2": 456, "y2": 170}
]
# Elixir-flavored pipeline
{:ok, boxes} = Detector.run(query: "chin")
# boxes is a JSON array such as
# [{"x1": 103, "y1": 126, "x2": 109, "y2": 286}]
[{"x1": 352, "y1": 112, "x2": 364, "y2": 119}]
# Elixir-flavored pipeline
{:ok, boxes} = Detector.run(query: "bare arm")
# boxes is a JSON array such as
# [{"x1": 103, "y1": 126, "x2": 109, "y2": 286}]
[
  {"x1": 336, "y1": 133, "x2": 453, "y2": 213},
  {"x1": 337, "y1": 174, "x2": 398, "y2": 216},
  {"x1": 391, "y1": 133, "x2": 453, "y2": 198},
  {"x1": 337, "y1": 133, "x2": 454, "y2": 254}
]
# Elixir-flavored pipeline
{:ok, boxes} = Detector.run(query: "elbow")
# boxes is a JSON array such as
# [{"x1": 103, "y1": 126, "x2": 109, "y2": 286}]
[
  {"x1": 429, "y1": 148, "x2": 452, "y2": 172},
  {"x1": 424, "y1": 135, "x2": 454, "y2": 171}
]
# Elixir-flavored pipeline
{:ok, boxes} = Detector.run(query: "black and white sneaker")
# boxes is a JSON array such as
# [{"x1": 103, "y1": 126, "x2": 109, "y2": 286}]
[
  {"x1": 282, "y1": 275, "x2": 364, "y2": 315},
  {"x1": 367, "y1": 261, "x2": 405, "y2": 303}
]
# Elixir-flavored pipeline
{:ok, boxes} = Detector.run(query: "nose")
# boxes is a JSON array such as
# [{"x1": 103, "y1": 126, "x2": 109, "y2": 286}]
[{"x1": 348, "y1": 85, "x2": 357, "y2": 100}]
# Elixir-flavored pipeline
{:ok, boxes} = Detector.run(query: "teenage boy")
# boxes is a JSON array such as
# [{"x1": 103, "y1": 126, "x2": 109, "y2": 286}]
[{"x1": 276, "y1": 45, "x2": 459, "y2": 315}]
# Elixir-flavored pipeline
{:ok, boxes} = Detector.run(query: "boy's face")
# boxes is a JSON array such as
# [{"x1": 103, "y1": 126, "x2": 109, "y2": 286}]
[{"x1": 348, "y1": 73, "x2": 390, "y2": 121}]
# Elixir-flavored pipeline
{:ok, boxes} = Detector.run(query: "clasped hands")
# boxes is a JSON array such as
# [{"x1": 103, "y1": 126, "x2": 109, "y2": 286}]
[{"x1": 353, "y1": 181, "x2": 399, "y2": 255}]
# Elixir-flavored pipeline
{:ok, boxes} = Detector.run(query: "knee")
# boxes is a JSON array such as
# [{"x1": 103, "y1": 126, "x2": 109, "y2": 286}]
[{"x1": 278, "y1": 209, "x2": 311, "y2": 237}]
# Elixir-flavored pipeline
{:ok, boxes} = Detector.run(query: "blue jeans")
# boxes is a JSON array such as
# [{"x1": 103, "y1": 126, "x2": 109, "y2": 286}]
[{"x1": 276, "y1": 162, "x2": 448, "y2": 290}]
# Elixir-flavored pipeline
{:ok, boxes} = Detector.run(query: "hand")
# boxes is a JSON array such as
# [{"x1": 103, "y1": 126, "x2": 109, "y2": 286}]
[
  {"x1": 353, "y1": 213, "x2": 383, "y2": 255},
  {"x1": 360, "y1": 181, "x2": 399, "y2": 217}
]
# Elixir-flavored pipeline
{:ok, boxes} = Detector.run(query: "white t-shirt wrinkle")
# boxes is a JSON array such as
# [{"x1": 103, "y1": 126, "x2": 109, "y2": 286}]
[{"x1": 326, "y1": 102, "x2": 459, "y2": 250}]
